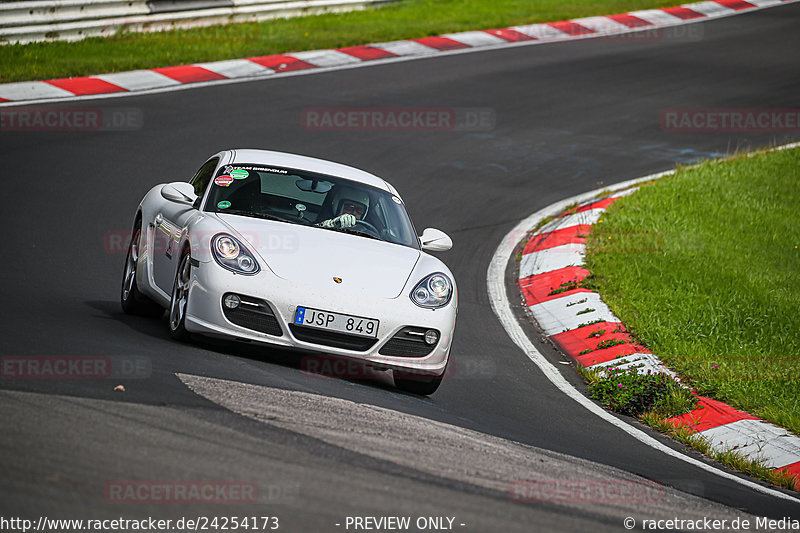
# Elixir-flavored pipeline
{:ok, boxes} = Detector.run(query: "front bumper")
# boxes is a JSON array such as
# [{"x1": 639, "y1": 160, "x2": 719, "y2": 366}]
[{"x1": 184, "y1": 260, "x2": 456, "y2": 376}]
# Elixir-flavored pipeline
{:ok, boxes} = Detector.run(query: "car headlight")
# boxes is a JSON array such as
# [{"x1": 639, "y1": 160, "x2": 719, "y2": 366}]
[
  {"x1": 410, "y1": 272, "x2": 453, "y2": 308},
  {"x1": 211, "y1": 234, "x2": 260, "y2": 275}
]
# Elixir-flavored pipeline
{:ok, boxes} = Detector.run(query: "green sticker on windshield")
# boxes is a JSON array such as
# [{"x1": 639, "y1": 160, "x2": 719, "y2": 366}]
[
  {"x1": 217, "y1": 201, "x2": 231, "y2": 209},
  {"x1": 230, "y1": 169, "x2": 248, "y2": 179}
]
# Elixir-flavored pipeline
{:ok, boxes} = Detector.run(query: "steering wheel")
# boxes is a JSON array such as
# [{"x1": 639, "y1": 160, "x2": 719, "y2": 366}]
[{"x1": 352, "y1": 219, "x2": 381, "y2": 237}]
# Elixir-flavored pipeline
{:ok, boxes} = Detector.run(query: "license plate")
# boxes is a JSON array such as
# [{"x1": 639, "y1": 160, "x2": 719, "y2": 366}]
[{"x1": 294, "y1": 307, "x2": 379, "y2": 338}]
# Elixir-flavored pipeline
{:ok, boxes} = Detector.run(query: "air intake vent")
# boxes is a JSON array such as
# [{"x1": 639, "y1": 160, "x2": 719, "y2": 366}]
[
  {"x1": 379, "y1": 327, "x2": 439, "y2": 357},
  {"x1": 289, "y1": 324, "x2": 377, "y2": 351},
  {"x1": 222, "y1": 294, "x2": 283, "y2": 336}
]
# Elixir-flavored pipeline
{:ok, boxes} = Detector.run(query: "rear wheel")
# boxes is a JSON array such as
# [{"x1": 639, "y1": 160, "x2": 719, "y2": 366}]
[
  {"x1": 121, "y1": 223, "x2": 161, "y2": 316},
  {"x1": 168, "y1": 251, "x2": 192, "y2": 341}
]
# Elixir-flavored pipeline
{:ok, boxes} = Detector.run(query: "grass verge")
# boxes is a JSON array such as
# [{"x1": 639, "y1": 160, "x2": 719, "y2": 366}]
[
  {"x1": 579, "y1": 365, "x2": 697, "y2": 418},
  {"x1": 584, "y1": 147, "x2": 800, "y2": 436},
  {"x1": 2, "y1": 0, "x2": 680, "y2": 83},
  {"x1": 642, "y1": 413, "x2": 798, "y2": 492},
  {"x1": 579, "y1": 363, "x2": 798, "y2": 493}
]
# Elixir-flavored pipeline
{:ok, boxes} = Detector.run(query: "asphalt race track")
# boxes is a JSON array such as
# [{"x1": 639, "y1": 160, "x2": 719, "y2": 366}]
[{"x1": 1, "y1": 4, "x2": 799, "y2": 531}]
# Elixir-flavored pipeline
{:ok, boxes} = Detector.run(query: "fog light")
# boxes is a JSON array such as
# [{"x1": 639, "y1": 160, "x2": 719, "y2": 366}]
[
  {"x1": 223, "y1": 294, "x2": 241, "y2": 309},
  {"x1": 424, "y1": 329, "x2": 439, "y2": 345}
]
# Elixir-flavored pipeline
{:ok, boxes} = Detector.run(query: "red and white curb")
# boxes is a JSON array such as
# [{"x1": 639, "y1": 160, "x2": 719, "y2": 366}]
[
  {"x1": 1, "y1": 0, "x2": 797, "y2": 104},
  {"x1": 517, "y1": 179, "x2": 800, "y2": 482}
]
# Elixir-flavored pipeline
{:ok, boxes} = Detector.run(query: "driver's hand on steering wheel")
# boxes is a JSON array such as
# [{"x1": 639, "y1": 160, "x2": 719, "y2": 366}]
[
  {"x1": 321, "y1": 213, "x2": 357, "y2": 228},
  {"x1": 336, "y1": 214, "x2": 357, "y2": 228}
]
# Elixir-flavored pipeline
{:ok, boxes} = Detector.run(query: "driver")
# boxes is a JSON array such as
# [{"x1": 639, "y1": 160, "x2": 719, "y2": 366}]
[{"x1": 318, "y1": 186, "x2": 370, "y2": 229}]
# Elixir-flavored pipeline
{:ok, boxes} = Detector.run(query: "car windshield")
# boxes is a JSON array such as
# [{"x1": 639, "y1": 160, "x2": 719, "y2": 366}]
[{"x1": 205, "y1": 164, "x2": 419, "y2": 249}]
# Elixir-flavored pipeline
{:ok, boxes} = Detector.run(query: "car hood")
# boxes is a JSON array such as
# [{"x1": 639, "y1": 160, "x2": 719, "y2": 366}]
[{"x1": 215, "y1": 214, "x2": 421, "y2": 298}]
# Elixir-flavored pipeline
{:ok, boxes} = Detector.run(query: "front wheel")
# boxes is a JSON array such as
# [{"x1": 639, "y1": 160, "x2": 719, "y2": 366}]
[
  {"x1": 168, "y1": 251, "x2": 192, "y2": 341},
  {"x1": 121, "y1": 224, "x2": 161, "y2": 316}
]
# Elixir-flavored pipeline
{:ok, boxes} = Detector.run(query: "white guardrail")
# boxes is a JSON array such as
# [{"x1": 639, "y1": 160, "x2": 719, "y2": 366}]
[{"x1": 0, "y1": 0, "x2": 398, "y2": 44}]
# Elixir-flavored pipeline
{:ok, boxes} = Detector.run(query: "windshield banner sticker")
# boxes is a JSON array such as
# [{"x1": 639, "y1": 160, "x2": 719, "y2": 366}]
[
  {"x1": 215, "y1": 175, "x2": 233, "y2": 187},
  {"x1": 224, "y1": 165, "x2": 289, "y2": 176}
]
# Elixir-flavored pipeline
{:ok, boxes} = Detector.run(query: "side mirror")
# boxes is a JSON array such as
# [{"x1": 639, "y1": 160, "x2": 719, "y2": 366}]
[
  {"x1": 419, "y1": 228, "x2": 452, "y2": 252},
  {"x1": 161, "y1": 182, "x2": 197, "y2": 205}
]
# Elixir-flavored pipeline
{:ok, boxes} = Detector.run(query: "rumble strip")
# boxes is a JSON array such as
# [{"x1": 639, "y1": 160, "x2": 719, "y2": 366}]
[
  {"x1": 1, "y1": 0, "x2": 798, "y2": 104},
  {"x1": 516, "y1": 175, "x2": 800, "y2": 484}
]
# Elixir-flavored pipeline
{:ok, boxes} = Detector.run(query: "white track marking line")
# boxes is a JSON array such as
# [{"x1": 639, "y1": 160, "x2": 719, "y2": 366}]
[
  {"x1": 609, "y1": 187, "x2": 639, "y2": 198},
  {"x1": 486, "y1": 159, "x2": 799, "y2": 502}
]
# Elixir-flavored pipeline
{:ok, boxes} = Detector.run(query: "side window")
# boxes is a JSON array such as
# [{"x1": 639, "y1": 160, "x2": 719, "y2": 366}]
[{"x1": 190, "y1": 157, "x2": 219, "y2": 197}]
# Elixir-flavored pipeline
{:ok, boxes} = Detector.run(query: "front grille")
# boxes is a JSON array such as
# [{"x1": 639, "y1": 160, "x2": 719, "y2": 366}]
[
  {"x1": 379, "y1": 327, "x2": 439, "y2": 357},
  {"x1": 222, "y1": 294, "x2": 283, "y2": 336},
  {"x1": 289, "y1": 324, "x2": 377, "y2": 351}
]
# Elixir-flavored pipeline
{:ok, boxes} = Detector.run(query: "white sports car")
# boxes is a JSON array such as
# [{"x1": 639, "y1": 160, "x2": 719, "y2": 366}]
[{"x1": 121, "y1": 149, "x2": 457, "y2": 394}]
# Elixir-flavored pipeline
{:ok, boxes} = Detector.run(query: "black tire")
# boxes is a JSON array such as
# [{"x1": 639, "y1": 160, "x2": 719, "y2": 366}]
[
  {"x1": 393, "y1": 370, "x2": 445, "y2": 396},
  {"x1": 168, "y1": 251, "x2": 192, "y2": 341},
  {"x1": 121, "y1": 223, "x2": 162, "y2": 316}
]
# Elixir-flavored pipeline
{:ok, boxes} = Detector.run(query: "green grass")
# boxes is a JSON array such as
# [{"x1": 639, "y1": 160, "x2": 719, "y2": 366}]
[
  {"x1": 1, "y1": 0, "x2": 681, "y2": 83},
  {"x1": 580, "y1": 365, "x2": 697, "y2": 418},
  {"x1": 585, "y1": 148, "x2": 800, "y2": 435}
]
